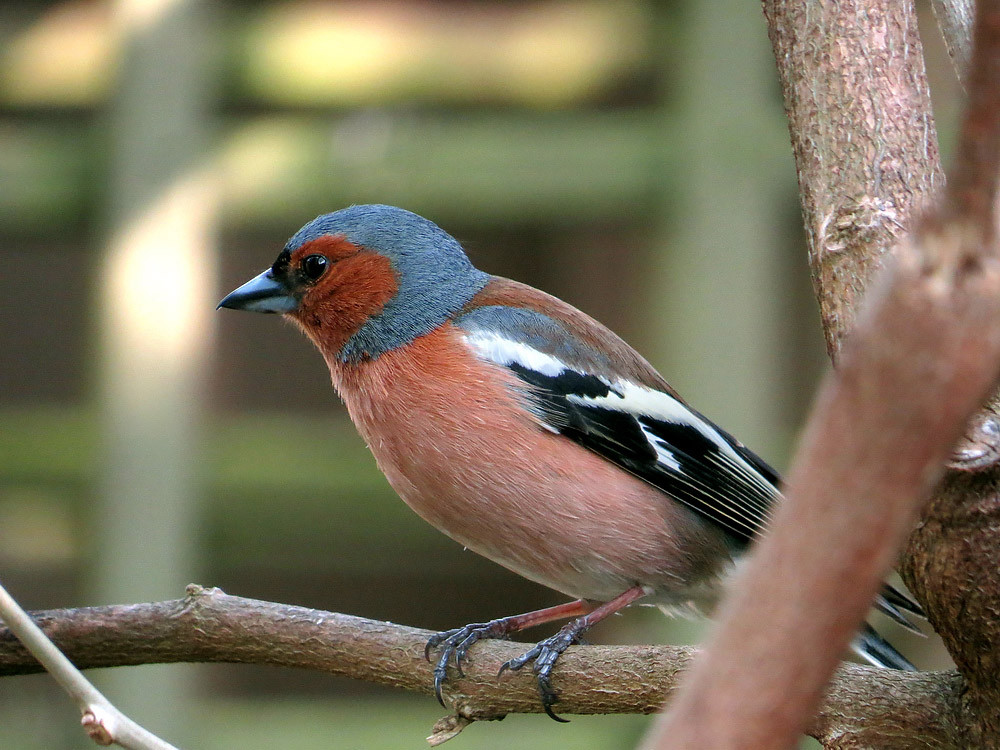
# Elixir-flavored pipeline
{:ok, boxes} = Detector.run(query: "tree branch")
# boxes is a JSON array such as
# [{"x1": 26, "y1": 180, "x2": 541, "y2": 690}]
[
  {"x1": 0, "y1": 586, "x2": 968, "y2": 747},
  {"x1": 930, "y1": 0, "x2": 974, "y2": 83},
  {"x1": 0, "y1": 579, "x2": 178, "y2": 749},
  {"x1": 644, "y1": 0, "x2": 1000, "y2": 747},
  {"x1": 765, "y1": 0, "x2": 943, "y2": 361}
]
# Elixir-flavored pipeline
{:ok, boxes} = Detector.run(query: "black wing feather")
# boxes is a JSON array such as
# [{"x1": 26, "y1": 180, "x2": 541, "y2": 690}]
[
  {"x1": 507, "y1": 364, "x2": 925, "y2": 629},
  {"x1": 508, "y1": 362, "x2": 774, "y2": 546}
]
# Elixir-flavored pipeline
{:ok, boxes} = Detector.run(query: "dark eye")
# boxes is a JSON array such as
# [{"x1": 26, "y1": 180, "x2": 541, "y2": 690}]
[{"x1": 301, "y1": 254, "x2": 329, "y2": 281}]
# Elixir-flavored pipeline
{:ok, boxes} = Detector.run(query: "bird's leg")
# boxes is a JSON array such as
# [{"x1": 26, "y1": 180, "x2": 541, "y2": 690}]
[
  {"x1": 498, "y1": 585, "x2": 647, "y2": 721},
  {"x1": 425, "y1": 598, "x2": 594, "y2": 706}
]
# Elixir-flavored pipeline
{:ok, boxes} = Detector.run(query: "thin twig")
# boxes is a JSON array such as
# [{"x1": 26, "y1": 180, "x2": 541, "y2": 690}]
[{"x1": 0, "y1": 579, "x2": 179, "y2": 749}]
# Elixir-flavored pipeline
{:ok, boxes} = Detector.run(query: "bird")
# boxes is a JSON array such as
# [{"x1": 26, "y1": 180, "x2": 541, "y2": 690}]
[{"x1": 218, "y1": 204, "x2": 923, "y2": 720}]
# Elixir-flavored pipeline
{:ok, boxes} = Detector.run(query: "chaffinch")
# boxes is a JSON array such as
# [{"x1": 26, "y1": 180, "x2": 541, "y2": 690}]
[{"x1": 219, "y1": 204, "x2": 922, "y2": 719}]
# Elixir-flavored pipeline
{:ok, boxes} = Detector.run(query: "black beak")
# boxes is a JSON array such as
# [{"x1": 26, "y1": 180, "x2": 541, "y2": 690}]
[{"x1": 217, "y1": 269, "x2": 299, "y2": 313}]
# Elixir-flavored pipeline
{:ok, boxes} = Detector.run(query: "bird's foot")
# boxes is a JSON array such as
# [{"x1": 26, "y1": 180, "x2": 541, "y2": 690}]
[
  {"x1": 425, "y1": 619, "x2": 515, "y2": 706},
  {"x1": 497, "y1": 618, "x2": 590, "y2": 722}
]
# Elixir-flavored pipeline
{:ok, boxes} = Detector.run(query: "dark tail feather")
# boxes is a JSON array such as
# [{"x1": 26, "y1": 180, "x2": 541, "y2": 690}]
[
  {"x1": 874, "y1": 594, "x2": 923, "y2": 634},
  {"x1": 874, "y1": 583, "x2": 925, "y2": 635},
  {"x1": 852, "y1": 623, "x2": 916, "y2": 671},
  {"x1": 879, "y1": 582, "x2": 925, "y2": 617}
]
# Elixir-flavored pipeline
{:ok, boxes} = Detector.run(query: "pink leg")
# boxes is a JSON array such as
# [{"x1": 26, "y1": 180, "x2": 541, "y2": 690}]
[
  {"x1": 490, "y1": 598, "x2": 595, "y2": 631},
  {"x1": 425, "y1": 598, "x2": 596, "y2": 706},
  {"x1": 499, "y1": 585, "x2": 648, "y2": 721},
  {"x1": 565, "y1": 585, "x2": 646, "y2": 630}
]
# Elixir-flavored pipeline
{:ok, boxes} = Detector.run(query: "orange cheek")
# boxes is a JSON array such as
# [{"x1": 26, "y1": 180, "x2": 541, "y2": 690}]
[{"x1": 293, "y1": 252, "x2": 399, "y2": 357}]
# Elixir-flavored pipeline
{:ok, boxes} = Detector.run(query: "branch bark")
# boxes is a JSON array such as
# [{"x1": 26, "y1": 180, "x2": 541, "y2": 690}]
[
  {"x1": 645, "y1": 0, "x2": 1000, "y2": 748},
  {"x1": 0, "y1": 579, "x2": 179, "y2": 749},
  {"x1": 930, "y1": 0, "x2": 974, "y2": 83},
  {"x1": 765, "y1": 0, "x2": 943, "y2": 361},
  {"x1": 0, "y1": 587, "x2": 969, "y2": 747}
]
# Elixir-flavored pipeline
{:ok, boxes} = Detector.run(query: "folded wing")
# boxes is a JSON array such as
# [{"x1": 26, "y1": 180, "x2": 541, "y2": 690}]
[{"x1": 456, "y1": 296, "x2": 924, "y2": 630}]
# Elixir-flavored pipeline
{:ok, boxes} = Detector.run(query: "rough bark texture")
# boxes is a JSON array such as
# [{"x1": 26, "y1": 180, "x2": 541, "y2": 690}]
[
  {"x1": 902, "y1": 471, "x2": 1000, "y2": 747},
  {"x1": 643, "y1": 0, "x2": 1000, "y2": 748},
  {"x1": 0, "y1": 587, "x2": 968, "y2": 746},
  {"x1": 765, "y1": 0, "x2": 943, "y2": 360}
]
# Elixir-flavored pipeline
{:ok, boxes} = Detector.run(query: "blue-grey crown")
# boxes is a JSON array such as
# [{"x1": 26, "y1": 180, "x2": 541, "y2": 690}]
[{"x1": 287, "y1": 205, "x2": 490, "y2": 362}]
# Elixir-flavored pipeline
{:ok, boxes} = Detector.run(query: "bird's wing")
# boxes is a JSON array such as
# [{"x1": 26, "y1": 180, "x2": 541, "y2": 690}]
[
  {"x1": 454, "y1": 301, "x2": 779, "y2": 546},
  {"x1": 455, "y1": 288, "x2": 925, "y2": 627}
]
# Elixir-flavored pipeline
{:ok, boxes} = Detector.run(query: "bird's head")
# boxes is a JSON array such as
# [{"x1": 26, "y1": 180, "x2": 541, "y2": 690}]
[{"x1": 219, "y1": 205, "x2": 489, "y2": 362}]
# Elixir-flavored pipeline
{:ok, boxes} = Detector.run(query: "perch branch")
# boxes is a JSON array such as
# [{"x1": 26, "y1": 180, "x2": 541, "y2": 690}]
[{"x1": 0, "y1": 586, "x2": 966, "y2": 747}]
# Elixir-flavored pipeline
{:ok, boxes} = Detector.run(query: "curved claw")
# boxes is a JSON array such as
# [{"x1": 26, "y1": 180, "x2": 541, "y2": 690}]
[
  {"x1": 497, "y1": 629, "x2": 582, "y2": 722},
  {"x1": 425, "y1": 620, "x2": 510, "y2": 705},
  {"x1": 544, "y1": 704, "x2": 568, "y2": 723},
  {"x1": 424, "y1": 631, "x2": 446, "y2": 662},
  {"x1": 531, "y1": 638, "x2": 574, "y2": 722},
  {"x1": 538, "y1": 672, "x2": 569, "y2": 723},
  {"x1": 424, "y1": 625, "x2": 473, "y2": 661},
  {"x1": 497, "y1": 643, "x2": 542, "y2": 677},
  {"x1": 433, "y1": 649, "x2": 451, "y2": 707}
]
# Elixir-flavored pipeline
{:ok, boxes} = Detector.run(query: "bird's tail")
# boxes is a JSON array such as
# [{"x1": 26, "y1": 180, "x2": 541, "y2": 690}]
[
  {"x1": 874, "y1": 582, "x2": 925, "y2": 633},
  {"x1": 851, "y1": 582, "x2": 923, "y2": 670},
  {"x1": 852, "y1": 623, "x2": 916, "y2": 671}
]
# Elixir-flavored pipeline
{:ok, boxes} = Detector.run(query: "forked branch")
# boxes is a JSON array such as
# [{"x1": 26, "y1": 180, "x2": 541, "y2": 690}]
[{"x1": 646, "y1": 1, "x2": 1000, "y2": 747}]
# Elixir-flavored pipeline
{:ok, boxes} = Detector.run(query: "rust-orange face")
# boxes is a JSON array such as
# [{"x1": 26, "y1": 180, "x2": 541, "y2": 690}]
[{"x1": 219, "y1": 234, "x2": 399, "y2": 356}]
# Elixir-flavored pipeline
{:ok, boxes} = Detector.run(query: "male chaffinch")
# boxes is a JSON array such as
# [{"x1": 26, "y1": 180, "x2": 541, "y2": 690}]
[{"x1": 219, "y1": 204, "x2": 922, "y2": 719}]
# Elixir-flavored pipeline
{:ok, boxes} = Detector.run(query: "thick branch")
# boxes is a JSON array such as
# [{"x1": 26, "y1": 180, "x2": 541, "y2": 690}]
[
  {"x1": 0, "y1": 587, "x2": 966, "y2": 746},
  {"x1": 763, "y1": 0, "x2": 943, "y2": 360},
  {"x1": 645, "y1": 1, "x2": 1000, "y2": 748},
  {"x1": 0, "y1": 587, "x2": 686, "y2": 720}
]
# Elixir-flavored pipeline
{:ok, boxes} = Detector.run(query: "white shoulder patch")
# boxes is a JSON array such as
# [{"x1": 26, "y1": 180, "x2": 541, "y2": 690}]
[{"x1": 462, "y1": 329, "x2": 571, "y2": 378}]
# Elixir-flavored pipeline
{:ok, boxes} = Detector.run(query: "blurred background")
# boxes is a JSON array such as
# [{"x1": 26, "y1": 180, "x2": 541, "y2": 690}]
[{"x1": 0, "y1": 0, "x2": 961, "y2": 748}]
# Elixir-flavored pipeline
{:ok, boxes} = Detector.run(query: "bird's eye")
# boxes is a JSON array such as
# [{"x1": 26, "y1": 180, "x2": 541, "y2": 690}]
[{"x1": 301, "y1": 254, "x2": 329, "y2": 281}]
